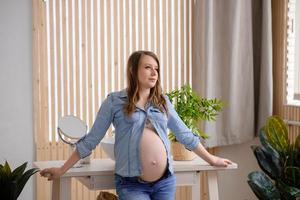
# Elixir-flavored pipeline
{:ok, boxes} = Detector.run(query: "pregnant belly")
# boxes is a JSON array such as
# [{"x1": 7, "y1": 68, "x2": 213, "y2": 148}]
[{"x1": 139, "y1": 128, "x2": 167, "y2": 182}]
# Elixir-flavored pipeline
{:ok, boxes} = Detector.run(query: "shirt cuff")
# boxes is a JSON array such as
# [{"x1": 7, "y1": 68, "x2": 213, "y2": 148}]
[
  {"x1": 75, "y1": 137, "x2": 92, "y2": 158},
  {"x1": 185, "y1": 136, "x2": 200, "y2": 151}
]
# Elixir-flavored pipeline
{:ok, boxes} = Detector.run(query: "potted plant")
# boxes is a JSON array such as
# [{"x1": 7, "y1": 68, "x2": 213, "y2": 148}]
[
  {"x1": 166, "y1": 84, "x2": 223, "y2": 160},
  {"x1": 0, "y1": 161, "x2": 39, "y2": 200},
  {"x1": 247, "y1": 116, "x2": 300, "y2": 200}
]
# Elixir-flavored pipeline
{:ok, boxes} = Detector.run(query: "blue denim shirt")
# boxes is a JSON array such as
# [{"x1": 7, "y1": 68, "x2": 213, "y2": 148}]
[{"x1": 75, "y1": 89, "x2": 200, "y2": 177}]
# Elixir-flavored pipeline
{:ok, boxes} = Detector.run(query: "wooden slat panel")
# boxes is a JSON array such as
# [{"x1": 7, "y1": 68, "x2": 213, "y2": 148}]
[
  {"x1": 180, "y1": 0, "x2": 185, "y2": 84},
  {"x1": 114, "y1": 0, "x2": 119, "y2": 91},
  {"x1": 87, "y1": 0, "x2": 93, "y2": 129},
  {"x1": 167, "y1": 0, "x2": 172, "y2": 91},
  {"x1": 174, "y1": 0, "x2": 179, "y2": 88},
  {"x1": 81, "y1": 0, "x2": 87, "y2": 125},
  {"x1": 32, "y1": 0, "x2": 40, "y2": 143},
  {"x1": 33, "y1": 0, "x2": 49, "y2": 145},
  {"x1": 62, "y1": 0, "x2": 68, "y2": 116},
  {"x1": 155, "y1": 0, "x2": 160, "y2": 62},
  {"x1": 75, "y1": 0, "x2": 80, "y2": 121},
  {"x1": 93, "y1": 0, "x2": 99, "y2": 115},
  {"x1": 100, "y1": 0, "x2": 105, "y2": 102},
  {"x1": 68, "y1": 0, "x2": 75, "y2": 115},
  {"x1": 163, "y1": 0, "x2": 168, "y2": 91},
  {"x1": 106, "y1": 0, "x2": 112, "y2": 93},
  {"x1": 80, "y1": 4, "x2": 87, "y2": 200},
  {"x1": 49, "y1": 0, "x2": 56, "y2": 143},
  {"x1": 187, "y1": 0, "x2": 192, "y2": 84},
  {"x1": 273, "y1": 0, "x2": 287, "y2": 117},
  {"x1": 40, "y1": 0, "x2": 50, "y2": 144},
  {"x1": 119, "y1": 0, "x2": 125, "y2": 89},
  {"x1": 151, "y1": 0, "x2": 156, "y2": 52},
  {"x1": 56, "y1": 0, "x2": 62, "y2": 133}
]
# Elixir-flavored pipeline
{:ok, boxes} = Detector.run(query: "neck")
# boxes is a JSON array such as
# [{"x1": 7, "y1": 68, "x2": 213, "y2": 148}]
[
  {"x1": 135, "y1": 88, "x2": 151, "y2": 110},
  {"x1": 138, "y1": 88, "x2": 151, "y2": 101}
]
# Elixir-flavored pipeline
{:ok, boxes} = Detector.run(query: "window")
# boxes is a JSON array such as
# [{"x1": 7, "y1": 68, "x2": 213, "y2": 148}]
[{"x1": 286, "y1": 0, "x2": 300, "y2": 105}]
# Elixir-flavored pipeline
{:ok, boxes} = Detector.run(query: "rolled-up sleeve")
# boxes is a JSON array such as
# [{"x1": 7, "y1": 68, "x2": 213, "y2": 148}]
[
  {"x1": 165, "y1": 95, "x2": 200, "y2": 150},
  {"x1": 75, "y1": 94, "x2": 114, "y2": 158}
]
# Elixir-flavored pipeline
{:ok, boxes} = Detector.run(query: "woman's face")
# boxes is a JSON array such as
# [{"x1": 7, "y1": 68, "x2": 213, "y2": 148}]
[{"x1": 137, "y1": 55, "x2": 159, "y2": 90}]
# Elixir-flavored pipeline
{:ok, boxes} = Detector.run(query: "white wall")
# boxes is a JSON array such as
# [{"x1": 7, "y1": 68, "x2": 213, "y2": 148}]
[
  {"x1": 0, "y1": 0, "x2": 34, "y2": 200},
  {"x1": 217, "y1": 138, "x2": 260, "y2": 200}
]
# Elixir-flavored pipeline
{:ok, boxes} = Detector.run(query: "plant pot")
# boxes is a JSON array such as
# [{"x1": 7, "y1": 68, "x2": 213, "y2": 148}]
[{"x1": 171, "y1": 142, "x2": 196, "y2": 161}]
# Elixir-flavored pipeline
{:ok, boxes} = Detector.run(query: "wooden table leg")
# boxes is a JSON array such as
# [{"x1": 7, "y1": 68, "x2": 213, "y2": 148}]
[
  {"x1": 191, "y1": 172, "x2": 201, "y2": 200},
  {"x1": 207, "y1": 171, "x2": 219, "y2": 200},
  {"x1": 52, "y1": 177, "x2": 71, "y2": 200}
]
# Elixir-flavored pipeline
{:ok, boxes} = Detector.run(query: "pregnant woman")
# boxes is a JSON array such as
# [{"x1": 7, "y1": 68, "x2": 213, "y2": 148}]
[{"x1": 40, "y1": 50, "x2": 232, "y2": 200}]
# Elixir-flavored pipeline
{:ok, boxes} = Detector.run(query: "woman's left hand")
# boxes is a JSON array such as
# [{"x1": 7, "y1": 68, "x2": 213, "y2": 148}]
[
  {"x1": 210, "y1": 156, "x2": 233, "y2": 167},
  {"x1": 193, "y1": 143, "x2": 233, "y2": 167}
]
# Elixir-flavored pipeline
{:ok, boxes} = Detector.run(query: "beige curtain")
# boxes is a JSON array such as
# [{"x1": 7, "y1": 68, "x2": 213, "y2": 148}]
[{"x1": 192, "y1": 0, "x2": 273, "y2": 147}]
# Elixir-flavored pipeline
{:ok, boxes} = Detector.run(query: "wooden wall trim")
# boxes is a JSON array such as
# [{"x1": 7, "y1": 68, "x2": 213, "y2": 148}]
[{"x1": 272, "y1": 0, "x2": 288, "y2": 116}]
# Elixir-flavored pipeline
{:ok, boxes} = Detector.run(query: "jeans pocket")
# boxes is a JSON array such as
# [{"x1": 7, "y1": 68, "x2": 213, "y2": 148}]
[{"x1": 114, "y1": 174, "x2": 124, "y2": 186}]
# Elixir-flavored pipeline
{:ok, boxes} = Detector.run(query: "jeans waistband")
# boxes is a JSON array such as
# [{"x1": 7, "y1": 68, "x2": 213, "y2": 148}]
[{"x1": 137, "y1": 168, "x2": 171, "y2": 185}]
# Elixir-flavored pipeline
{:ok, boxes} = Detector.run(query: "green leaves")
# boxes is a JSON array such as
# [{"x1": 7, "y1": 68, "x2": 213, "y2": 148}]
[
  {"x1": 251, "y1": 144, "x2": 282, "y2": 180},
  {"x1": 248, "y1": 116, "x2": 300, "y2": 200},
  {"x1": 296, "y1": 149, "x2": 300, "y2": 167},
  {"x1": 11, "y1": 162, "x2": 27, "y2": 180},
  {"x1": 198, "y1": 98, "x2": 223, "y2": 121},
  {"x1": 166, "y1": 85, "x2": 223, "y2": 141},
  {"x1": 285, "y1": 166, "x2": 300, "y2": 188},
  {"x1": 253, "y1": 129, "x2": 282, "y2": 179},
  {"x1": 3, "y1": 161, "x2": 12, "y2": 174},
  {"x1": 247, "y1": 171, "x2": 281, "y2": 200},
  {"x1": 295, "y1": 134, "x2": 300, "y2": 151},
  {"x1": 15, "y1": 167, "x2": 39, "y2": 198},
  {"x1": 0, "y1": 161, "x2": 39, "y2": 200},
  {"x1": 265, "y1": 116, "x2": 289, "y2": 155},
  {"x1": 277, "y1": 180, "x2": 300, "y2": 200}
]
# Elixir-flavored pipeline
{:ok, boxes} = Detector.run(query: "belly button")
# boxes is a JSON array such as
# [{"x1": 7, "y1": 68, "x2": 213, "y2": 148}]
[{"x1": 151, "y1": 160, "x2": 157, "y2": 165}]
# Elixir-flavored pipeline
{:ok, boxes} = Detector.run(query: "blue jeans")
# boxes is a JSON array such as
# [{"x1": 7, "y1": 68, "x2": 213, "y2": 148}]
[{"x1": 114, "y1": 170, "x2": 176, "y2": 200}]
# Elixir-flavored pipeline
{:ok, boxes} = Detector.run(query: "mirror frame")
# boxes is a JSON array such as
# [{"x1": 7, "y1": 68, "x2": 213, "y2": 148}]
[{"x1": 57, "y1": 115, "x2": 87, "y2": 145}]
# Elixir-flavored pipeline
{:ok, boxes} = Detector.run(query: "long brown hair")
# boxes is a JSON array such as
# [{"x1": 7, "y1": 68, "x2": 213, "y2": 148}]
[{"x1": 124, "y1": 51, "x2": 167, "y2": 116}]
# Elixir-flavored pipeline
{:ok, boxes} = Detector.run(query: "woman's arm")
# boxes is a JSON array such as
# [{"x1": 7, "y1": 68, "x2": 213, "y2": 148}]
[
  {"x1": 40, "y1": 150, "x2": 80, "y2": 180},
  {"x1": 193, "y1": 142, "x2": 232, "y2": 167},
  {"x1": 164, "y1": 95, "x2": 232, "y2": 167},
  {"x1": 165, "y1": 95, "x2": 200, "y2": 150},
  {"x1": 40, "y1": 94, "x2": 114, "y2": 180}
]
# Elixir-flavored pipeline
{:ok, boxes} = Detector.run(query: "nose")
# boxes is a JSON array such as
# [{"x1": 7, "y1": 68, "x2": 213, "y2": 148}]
[{"x1": 151, "y1": 68, "x2": 157, "y2": 76}]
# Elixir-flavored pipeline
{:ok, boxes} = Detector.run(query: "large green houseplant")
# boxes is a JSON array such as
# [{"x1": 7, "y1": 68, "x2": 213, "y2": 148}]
[
  {"x1": 0, "y1": 161, "x2": 39, "y2": 200},
  {"x1": 166, "y1": 85, "x2": 223, "y2": 160},
  {"x1": 247, "y1": 116, "x2": 300, "y2": 200}
]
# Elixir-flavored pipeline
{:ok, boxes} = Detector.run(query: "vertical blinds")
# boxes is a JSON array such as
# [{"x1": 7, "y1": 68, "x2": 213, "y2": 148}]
[{"x1": 40, "y1": 0, "x2": 193, "y2": 142}]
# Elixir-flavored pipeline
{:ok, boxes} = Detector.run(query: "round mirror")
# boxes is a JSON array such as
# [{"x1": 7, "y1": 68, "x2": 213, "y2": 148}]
[{"x1": 58, "y1": 115, "x2": 87, "y2": 145}]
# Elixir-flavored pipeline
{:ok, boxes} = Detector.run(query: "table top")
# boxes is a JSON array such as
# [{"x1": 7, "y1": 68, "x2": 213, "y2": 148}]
[{"x1": 34, "y1": 157, "x2": 238, "y2": 178}]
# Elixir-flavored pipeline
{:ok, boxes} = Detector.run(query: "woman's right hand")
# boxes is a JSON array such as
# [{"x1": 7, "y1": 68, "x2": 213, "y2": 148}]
[
  {"x1": 39, "y1": 150, "x2": 81, "y2": 180},
  {"x1": 40, "y1": 167, "x2": 64, "y2": 181}
]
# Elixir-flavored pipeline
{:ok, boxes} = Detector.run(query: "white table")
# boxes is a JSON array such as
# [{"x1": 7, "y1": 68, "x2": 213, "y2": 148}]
[{"x1": 34, "y1": 158, "x2": 237, "y2": 200}]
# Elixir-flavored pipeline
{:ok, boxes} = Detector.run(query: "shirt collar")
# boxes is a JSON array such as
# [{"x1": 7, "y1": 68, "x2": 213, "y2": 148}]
[{"x1": 116, "y1": 89, "x2": 128, "y2": 98}]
